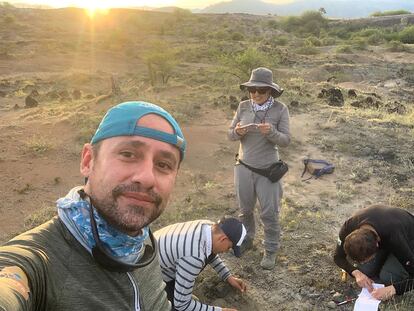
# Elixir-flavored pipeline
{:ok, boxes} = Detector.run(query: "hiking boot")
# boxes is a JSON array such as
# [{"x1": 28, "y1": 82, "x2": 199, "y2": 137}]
[
  {"x1": 239, "y1": 237, "x2": 254, "y2": 255},
  {"x1": 260, "y1": 251, "x2": 276, "y2": 270}
]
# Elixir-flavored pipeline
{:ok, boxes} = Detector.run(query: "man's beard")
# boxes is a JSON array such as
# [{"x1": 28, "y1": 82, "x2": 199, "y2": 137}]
[{"x1": 90, "y1": 183, "x2": 164, "y2": 235}]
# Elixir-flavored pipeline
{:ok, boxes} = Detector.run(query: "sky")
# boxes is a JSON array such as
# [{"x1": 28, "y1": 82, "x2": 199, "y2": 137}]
[{"x1": 8, "y1": 0, "x2": 294, "y2": 10}]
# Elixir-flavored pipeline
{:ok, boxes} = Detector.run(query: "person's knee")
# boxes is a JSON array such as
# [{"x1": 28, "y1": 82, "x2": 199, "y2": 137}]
[
  {"x1": 260, "y1": 207, "x2": 278, "y2": 221},
  {"x1": 379, "y1": 266, "x2": 409, "y2": 285},
  {"x1": 379, "y1": 270, "x2": 406, "y2": 285}
]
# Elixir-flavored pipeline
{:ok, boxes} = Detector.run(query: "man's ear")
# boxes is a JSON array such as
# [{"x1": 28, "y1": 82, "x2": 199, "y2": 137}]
[
  {"x1": 80, "y1": 143, "x2": 94, "y2": 177},
  {"x1": 218, "y1": 233, "x2": 228, "y2": 243}
]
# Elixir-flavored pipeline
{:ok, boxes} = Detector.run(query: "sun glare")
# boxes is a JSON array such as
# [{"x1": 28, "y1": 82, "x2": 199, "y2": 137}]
[{"x1": 83, "y1": 1, "x2": 110, "y2": 18}]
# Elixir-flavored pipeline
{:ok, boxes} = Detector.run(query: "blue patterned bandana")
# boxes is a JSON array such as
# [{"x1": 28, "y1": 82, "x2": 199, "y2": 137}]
[
  {"x1": 252, "y1": 96, "x2": 274, "y2": 112},
  {"x1": 57, "y1": 187, "x2": 149, "y2": 261}
]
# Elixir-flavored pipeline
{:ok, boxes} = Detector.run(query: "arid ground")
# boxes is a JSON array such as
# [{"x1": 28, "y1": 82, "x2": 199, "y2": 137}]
[{"x1": 0, "y1": 6, "x2": 413, "y2": 310}]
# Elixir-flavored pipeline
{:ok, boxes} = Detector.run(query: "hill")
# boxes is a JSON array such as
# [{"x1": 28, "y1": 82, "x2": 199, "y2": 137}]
[{"x1": 202, "y1": 0, "x2": 414, "y2": 18}]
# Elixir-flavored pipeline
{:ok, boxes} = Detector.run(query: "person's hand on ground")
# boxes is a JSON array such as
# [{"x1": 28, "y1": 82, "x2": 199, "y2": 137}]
[
  {"x1": 227, "y1": 275, "x2": 247, "y2": 293},
  {"x1": 371, "y1": 285, "x2": 396, "y2": 301},
  {"x1": 258, "y1": 123, "x2": 271, "y2": 135},
  {"x1": 351, "y1": 270, "x2": 374, "y2": 291}
]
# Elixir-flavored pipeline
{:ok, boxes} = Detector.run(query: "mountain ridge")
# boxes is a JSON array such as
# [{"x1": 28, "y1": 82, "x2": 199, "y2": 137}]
[{"x1": 201, "y1": 0, "x2": 414, "y2": 18}]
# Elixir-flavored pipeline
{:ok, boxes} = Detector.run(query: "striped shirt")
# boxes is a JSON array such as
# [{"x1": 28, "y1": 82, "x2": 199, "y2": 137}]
[{"x1": 154, "y1": 220, "x2": 231, "y2": 311}]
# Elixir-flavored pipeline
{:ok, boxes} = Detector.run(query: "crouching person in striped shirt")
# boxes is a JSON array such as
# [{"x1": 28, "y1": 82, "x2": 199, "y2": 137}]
[{"x1": 154, "y1": 217, "x2": 247, "y2": 311}]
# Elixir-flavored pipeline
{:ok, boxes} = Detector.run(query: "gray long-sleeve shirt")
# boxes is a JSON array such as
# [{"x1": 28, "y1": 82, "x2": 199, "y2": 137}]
[
  {"x1": 227, "y1": 99, "x2": 291, "y2": 168},
  {"x1": 0, "y1": 217, "x2": 170, "y2": 311}
]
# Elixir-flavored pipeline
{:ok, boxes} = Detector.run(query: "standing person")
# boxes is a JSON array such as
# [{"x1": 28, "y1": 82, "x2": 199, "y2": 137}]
[
  {"x1": 154, "y1": 217, "x2": 247, "y2": 311},
  {"x1": 0, "y1": 101, "x2": 186, "y2": 310},
  {"x1": 334, "y1": 205, "x2": 414, "y2": 301},
  {"x1": 228, "y1": 67, "x2": 291, "y2": 270}
]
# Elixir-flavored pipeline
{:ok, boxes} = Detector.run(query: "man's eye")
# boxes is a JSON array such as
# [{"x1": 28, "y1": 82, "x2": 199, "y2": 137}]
[
  {"x1": 120, "y1": 151, "x2": 134, "y2": 158},
  {"x1": 157, "y1": 161, "x2": 173, "y2": 171}
]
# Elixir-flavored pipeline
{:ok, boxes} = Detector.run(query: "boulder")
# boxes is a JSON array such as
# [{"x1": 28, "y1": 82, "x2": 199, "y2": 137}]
[
  {"x1": 46, "y1": 90, "x2": 60, "y2": 100},
  {"x1": 72, "y1": 89, "x2": 82, "y2": 100},
  {"x1": 58, "y1": 90, "x2": 71, "y2": 99},
  {"x1": 25, "y1": 95, "x2": 38, "y2": 108},
  {"x1": 30, "y1": 89, "x2": 39, "y2": 97},
  {"x1": 348, "y1": 89, "x2": 357, "y2": 98},
  {"x1": 385, "y1": 101, "x2": 407, "y2": 115},
  {"x1": 319, "y1": 88, "x2": 344, "y2": 107},
  {"x1": 290, "y1": 100, "x2": 299, "y2": 107},
  {"x1": 350, "y1": 96, "x2": 382, "y2": 109}
]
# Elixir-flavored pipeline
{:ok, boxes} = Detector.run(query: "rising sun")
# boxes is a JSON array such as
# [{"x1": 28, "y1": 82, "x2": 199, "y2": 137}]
[{"x1": 84, "y1": 1, "x2": 110, "y2": 18}]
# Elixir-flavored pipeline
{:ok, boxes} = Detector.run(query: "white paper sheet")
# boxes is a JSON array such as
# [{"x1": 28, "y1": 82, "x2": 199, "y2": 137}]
[{"x1": 353, "y1": 283, "x2": 384, "y2": 311}]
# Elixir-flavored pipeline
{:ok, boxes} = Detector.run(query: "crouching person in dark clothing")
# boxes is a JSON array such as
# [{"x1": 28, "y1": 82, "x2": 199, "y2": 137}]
[{"x1": 334, "y1": 204, "x2": 414, "y2": 300}]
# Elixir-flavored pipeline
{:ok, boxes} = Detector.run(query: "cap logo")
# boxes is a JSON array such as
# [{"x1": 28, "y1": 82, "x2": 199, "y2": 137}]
[
  {"x1": 236, "y1": 226, "x2": 247, "y2": 247},
  {"x1": 176, "y1": 136, "x2": 185, "y2": 149}
]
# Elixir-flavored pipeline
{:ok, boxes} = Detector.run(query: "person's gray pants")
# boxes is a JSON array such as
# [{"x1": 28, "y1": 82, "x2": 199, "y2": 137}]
[{"x1": 235, "y1": 164, "x2": 282, "y2": 253}]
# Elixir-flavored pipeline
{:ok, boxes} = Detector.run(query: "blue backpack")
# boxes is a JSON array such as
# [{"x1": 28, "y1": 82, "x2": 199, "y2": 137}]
[{"x1": 301, "y1": 159, "x2": 335, "y2": 180}]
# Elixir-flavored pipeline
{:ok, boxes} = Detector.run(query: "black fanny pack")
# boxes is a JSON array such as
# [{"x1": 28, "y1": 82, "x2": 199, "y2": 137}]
[{"x1": 238, "y1": 159, "x2": 288, "y2": 183}]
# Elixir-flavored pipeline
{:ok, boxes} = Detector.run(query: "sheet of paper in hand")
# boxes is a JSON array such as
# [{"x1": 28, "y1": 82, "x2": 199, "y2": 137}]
[
  {"x1": 239, "y1": 123, "x2": 259, "y2": 132},
  {"x1": 353, "y1": 283, "x2": 384, "y2": 311}
]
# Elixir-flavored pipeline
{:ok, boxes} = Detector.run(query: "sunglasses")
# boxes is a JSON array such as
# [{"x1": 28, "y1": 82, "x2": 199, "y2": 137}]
[{"x1": 247, "y1": 87, "x2": 270, "y2": 94}]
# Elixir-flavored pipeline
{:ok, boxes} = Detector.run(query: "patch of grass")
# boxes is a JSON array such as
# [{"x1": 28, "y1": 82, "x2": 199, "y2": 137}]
[
  {"x1": 388, "y1": 193, "x2": 414, "y2": 210},
  {"x1": 296, "y1": 42, "x2": 319, "y2": 55},
  {"x1": 72, "y1": 113, "x2": 102, "y2": 143},
  {"x1": 14, "y1": 183, "x2": 34, "y2": 195},
  {"x1": 349, "y1": 162, "x2": 373, "y2": 183},
  {"x1": 24, "y1": 205, "x2": 56, "y2": 230},
  {"x1": 336, "y1": 183, "x2": 357, "y2": 203},
  {"x1": 170, "y1": 102, "x2": 201, "y2": 124},
  {"x1": 25, "y1": 136, "x2": 52, "y2": 155}
]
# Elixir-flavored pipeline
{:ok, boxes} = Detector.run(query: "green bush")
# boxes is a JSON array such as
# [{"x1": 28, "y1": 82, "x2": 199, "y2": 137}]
[
  {"x1": 335, "y1": 45, "x2": 353, "y2": 53},
  {"x1": 281, "y1": 10, "x2": 327, "y2": 37},
  {"x1": 399, "y1": 25, "x2": 414, "y2": 44},
  {"x1": 143, "y1": 41, "x2": 179, "y2": 85},
  {"x1": 387, "y1": 40, "x2": 406, "y2": 52},
  {"x1": 352, "y1": 28, "x2": 382, "y2": 38},
  {"x1": 207, "y1": 30, "x2": 229, "y2": 40},
  {"x1": 320, "y1": 36, "x2": 336, "y2": 46},
  {"x1": 268, "y1": 20, "x2": 279, "y2": 29},
  {"x1": 231, "y1": 32, "x2": 244, "y2": 41},
  {"x1": 371, "y1": 10, "x2": 411, "y2": 17},
  {"x1": 383, "y1": 31, "x2": 401, "y2": 42},
  {"x1": 351, "y1": 37, "x2": 368, "y2": 50},
  {"x1": 350, "y1": 28, "x2": 386, "y2": 45},
  {"x1": 305, "y1": 35, "x2": 322, "y2": 47},
  {"x1": 367, "y1": 33, "x2": 384, "y2": 45},
  {"x1": 3, "y1": 13, "x2": 15, "y2": 24},
  {"x1": 272, "y1": 36, "x2": 289, "y2": 46},
  {"x1": 219, "y1": 47, "x2": 270, "y2": 80}
]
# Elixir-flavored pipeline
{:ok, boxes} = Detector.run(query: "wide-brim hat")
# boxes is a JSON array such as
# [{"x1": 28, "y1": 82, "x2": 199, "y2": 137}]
[{"x1": 240, "y1": 67, "x2": 283, "y2": 98}]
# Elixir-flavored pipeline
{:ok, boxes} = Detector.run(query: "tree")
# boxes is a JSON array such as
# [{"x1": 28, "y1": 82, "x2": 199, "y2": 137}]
[
  {"x1": 143, "y1": 41, "x2": 178, "y2": 86},
  {"x1": 219, "y1": 47, "x2": 269, "y2": 81}
]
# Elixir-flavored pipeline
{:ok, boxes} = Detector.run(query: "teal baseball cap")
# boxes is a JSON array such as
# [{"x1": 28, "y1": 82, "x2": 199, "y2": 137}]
[{"x1": 91, "y1": 101, "x2": 186, "y2": 160}]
